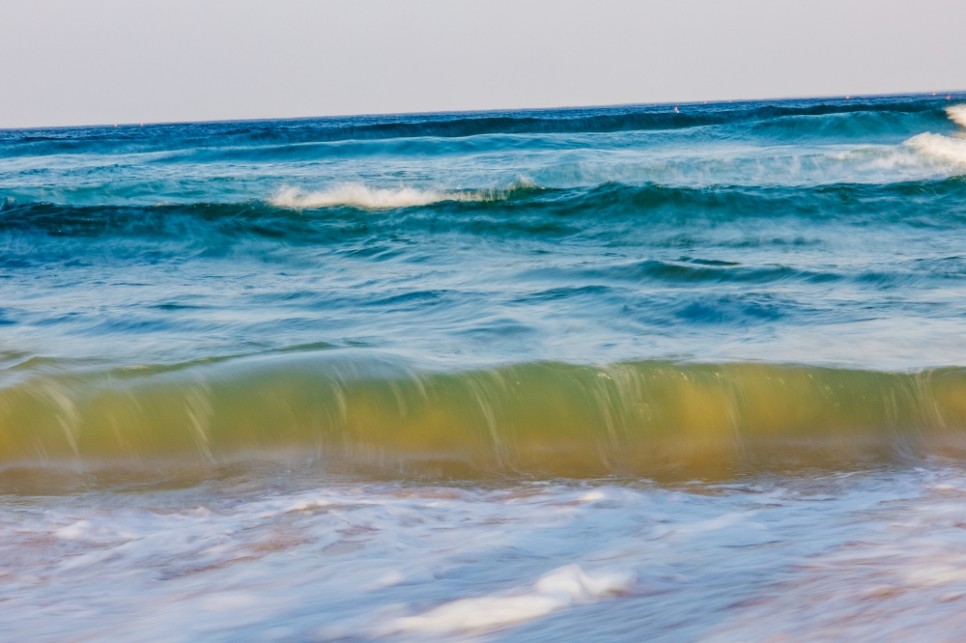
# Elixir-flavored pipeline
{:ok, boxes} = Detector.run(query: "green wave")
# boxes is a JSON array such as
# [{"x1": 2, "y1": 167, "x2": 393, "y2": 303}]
[{"x1": 3, "y1": 354, "x2": 966, "y2": 479}]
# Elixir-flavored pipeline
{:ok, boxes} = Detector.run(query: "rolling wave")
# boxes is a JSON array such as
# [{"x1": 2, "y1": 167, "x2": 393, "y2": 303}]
[
  {"x1": 747, "y1": 107, "x2": 949, "y2": 142},
  {"x1": 2, "y1": 354, "x2": 965, "y2": 478}
]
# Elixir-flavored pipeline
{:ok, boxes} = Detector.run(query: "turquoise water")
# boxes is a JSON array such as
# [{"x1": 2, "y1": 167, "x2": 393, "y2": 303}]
[{"x1": 2, "y1": 94, "x2": 966, "y2": 639}]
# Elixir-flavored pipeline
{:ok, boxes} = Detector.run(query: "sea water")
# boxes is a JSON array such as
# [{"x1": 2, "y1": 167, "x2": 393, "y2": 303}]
[{"x1": 2, "y1": 94, "x2": 966, "y2": 640}]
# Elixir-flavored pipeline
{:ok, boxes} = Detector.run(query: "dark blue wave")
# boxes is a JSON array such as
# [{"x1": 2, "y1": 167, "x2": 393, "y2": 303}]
[{"x1": 3, "y1": 177, "x2": 965, "y2": 242}]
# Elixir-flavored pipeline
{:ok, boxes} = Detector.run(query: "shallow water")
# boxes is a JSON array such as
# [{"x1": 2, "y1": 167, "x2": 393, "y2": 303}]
[
  {"x1": 5, "y1": 467, "x2": 966, "y2": 640},
  {"x1": 2, "y1": 93, "x2": 966, "y2": 639}
]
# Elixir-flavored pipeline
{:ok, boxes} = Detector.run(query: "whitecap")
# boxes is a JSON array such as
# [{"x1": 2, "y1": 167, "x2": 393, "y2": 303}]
[
  {"x1": 269, "y1": 177, "x2": 539, "y2": 210},
  {"x1": 906, "y1": 132, "x2": 966, "y2": 168},
  {"x1": 270, "y1": 184, "x2": 451, "y2": 210}
]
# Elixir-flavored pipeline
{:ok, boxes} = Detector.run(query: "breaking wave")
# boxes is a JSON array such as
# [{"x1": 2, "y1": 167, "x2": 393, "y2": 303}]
[
  {"x1": 907, "y1": 133, "x2": 966, "y2": 168},
  {"x1": 900, "y1": 104, "x2": 966, "y2": 169},
  {"x1": 270, "y1": 184, "x2": 465, "y2": 210},
  {"x1": 946, "y1": 104, "x2": 966, "y2": 130}
]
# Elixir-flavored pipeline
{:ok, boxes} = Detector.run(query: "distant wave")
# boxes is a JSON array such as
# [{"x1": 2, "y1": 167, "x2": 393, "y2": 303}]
[
  {"x1": 190, "y1": 97, "x2": 960, "y2": 144},
  {"x1": 2, "y1": 96, "x2": 960, "y2": 157},
  {"x1": 746, "y1": 108, "x2": 945, "y2": 142}
]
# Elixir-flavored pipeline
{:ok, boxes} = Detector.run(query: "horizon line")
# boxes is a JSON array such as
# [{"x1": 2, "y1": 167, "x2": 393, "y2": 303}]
[{"x1": 4, "y1": 88, "x2": 965, "y2": 132}]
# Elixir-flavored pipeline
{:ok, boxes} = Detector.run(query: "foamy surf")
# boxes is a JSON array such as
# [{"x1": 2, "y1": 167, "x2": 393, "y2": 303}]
[
  {"x1": 270, "y1": 184, "x2": 454, "y2": 209},
  {"x1": 896, "y1": 105, "x2": 966, "y2": 171},
  {"x1": 269, "y1": 177, "x2": 542, "y2": 210},
  {"x1": 906, "y1": 133, "x2": 966, "y2": 168}
]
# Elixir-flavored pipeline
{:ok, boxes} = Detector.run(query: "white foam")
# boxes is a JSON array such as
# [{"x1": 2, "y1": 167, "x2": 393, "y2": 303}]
[
  {"x1": 906, "y1": 133, "x2": 966, "y2": 168},
  {"x1": 383, "y1": 564, "x2": 633, "y2": 635},
  {"x1": 54, "y1": 520, "x2": 93, "y2": 540},
  {"x1": 269, "y1": 177, "x2": 540, "y2": 210},
  {"x1": 946, "y1": 105, "x2": 966, "y2": 130},
  {"x1": 12, "y1": 474, "x2": 966, "y2": 640},
  {"x1": 270, "y1": 184, "x2": 478, "y2": 210}
]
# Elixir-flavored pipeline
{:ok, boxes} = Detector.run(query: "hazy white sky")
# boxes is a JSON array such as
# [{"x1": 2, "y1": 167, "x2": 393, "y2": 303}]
[{"x1": 2, "y1": 0, "x2": 963, "y2": 128}]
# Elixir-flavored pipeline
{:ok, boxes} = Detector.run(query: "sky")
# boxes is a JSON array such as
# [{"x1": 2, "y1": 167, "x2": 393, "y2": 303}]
[{"x1": 2, "y1": 0, "x2": 964, "y2": 128}]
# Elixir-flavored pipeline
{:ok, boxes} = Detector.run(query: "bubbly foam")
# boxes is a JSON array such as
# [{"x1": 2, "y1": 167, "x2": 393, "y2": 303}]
[
  {"x1": 383, "y1": 564, "x2": 634, "y2": 635},
  {"x1": 10, "y1": 471, "x2": 966, "y2": 640},
  {"x1": 3, "y1": 358, "x2": 966, "y2": 479},
  {"x1": 270, "y1": 184, "x2": 450, "y2": 209},
  {"x1": 269, "y1": 177, "x2": 541, "y2": 210},
  {"x1": 906, "y1": 133, "x2": 966, "y2": 168},
  {"x1": 270, "y1": 184, "x2": 485, "y2": 210}
]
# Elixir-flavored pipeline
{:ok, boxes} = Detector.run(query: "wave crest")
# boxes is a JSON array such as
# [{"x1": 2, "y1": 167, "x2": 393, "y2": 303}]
[
  {"x1": 270, "y1": 184, "x2": 460, "y2": 209},
  {"x1": 269, "y1": 178, "x2": 541, "y2": 210},
  {"x1": 3, "y1": 356, "x2": 966, "y2": 479},
  {"x1": 906, "y1": 133, "x2": 966, "y2": 168}
]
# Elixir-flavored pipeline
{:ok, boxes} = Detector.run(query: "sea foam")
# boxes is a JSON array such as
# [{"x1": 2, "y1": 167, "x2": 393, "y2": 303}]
[
  {"x1": 898, "y1": 105, "x2": 966, "y2": 171},
  {"x1": 269, "y1": 177, "x2": 540, "y2": 210},
  {"x1": 270, "y1": 184, "x2": 483, "y2": 210},
  {"x1": 383, "y1": 564, "x2": 633, "y2": 635},
  {"x1": 906, "y1": 133, "x2": 966, "y2": 168}
]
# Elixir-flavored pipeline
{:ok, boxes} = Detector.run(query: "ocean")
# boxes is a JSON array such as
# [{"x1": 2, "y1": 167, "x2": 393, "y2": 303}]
[{"x1": 2, "y1": 93, "x2": 966, "y2": 640}]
